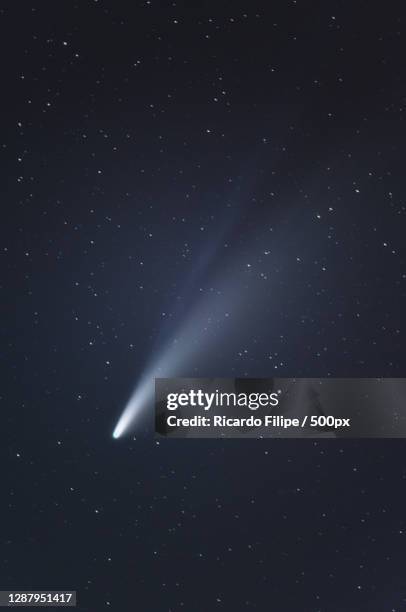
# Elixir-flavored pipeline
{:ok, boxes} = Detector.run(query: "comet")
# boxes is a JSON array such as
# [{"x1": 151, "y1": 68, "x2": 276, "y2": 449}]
[{"x1": 112, "y1": 258, "x2": 258, "y2": 438}]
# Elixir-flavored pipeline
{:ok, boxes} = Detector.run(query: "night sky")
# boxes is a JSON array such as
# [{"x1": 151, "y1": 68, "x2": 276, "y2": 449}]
[{"x1": 1, "y1": 1, "x2": 406, "y2": 610}]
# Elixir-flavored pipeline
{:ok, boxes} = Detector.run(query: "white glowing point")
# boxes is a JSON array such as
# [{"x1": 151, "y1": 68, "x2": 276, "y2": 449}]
[
  {"x1": 112, "y1": 427, "x2": 121, "y2": 440},
  {"x1": 112, "y1": 396, "x2": 139, "y2": 439},
  {"x1": 112, "y1": 403, "x2": 135, "y2": 439},
  {"x1": 112, "y1": 377, "x2": 154, "y2": 438}
]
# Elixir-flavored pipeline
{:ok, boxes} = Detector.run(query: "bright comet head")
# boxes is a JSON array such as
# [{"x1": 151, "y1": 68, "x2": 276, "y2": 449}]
[{"x1": 112, "y1": 376, "x2": 155, "y2": 438}]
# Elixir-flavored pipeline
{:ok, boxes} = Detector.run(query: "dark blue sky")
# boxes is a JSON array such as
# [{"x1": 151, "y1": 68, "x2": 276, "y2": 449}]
[{"x1": 1, "y1": 1, "x2": 406, "y2": 610}]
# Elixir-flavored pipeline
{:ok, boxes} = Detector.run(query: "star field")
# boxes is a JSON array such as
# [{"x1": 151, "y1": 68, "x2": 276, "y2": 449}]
[{"x1": 1, "y1": 1, "x2": 406, "y2": 610}]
